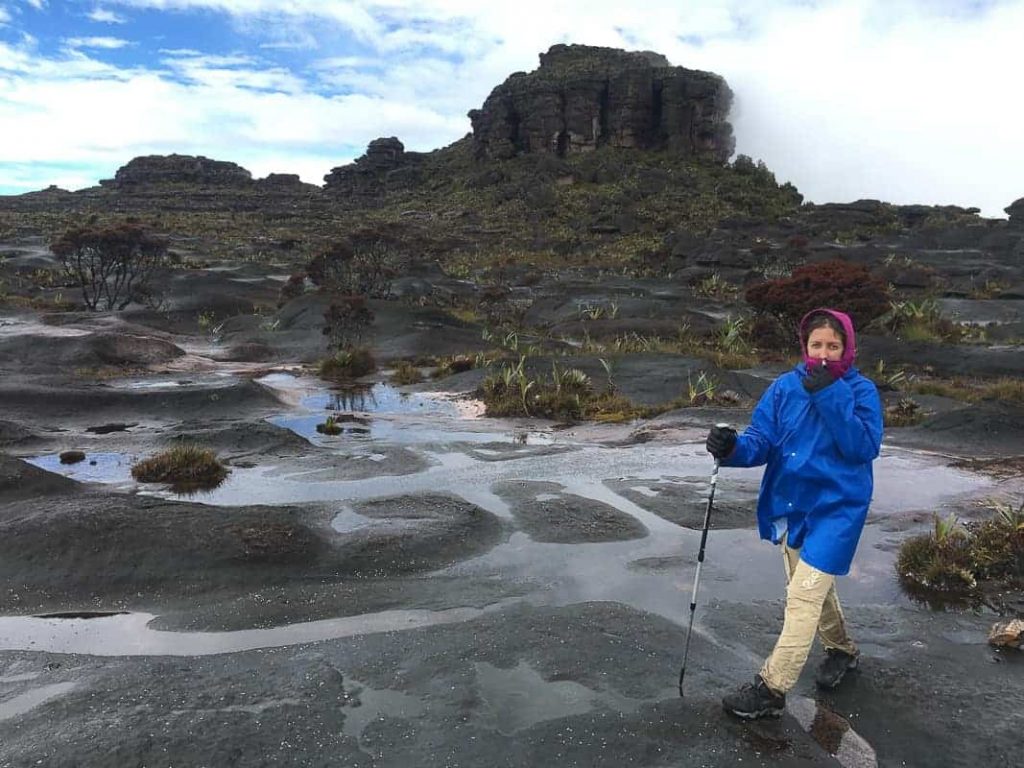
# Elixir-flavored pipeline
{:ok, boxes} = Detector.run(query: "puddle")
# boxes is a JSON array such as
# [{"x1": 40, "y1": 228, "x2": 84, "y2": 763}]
[
  {"x1": 25, "y1": 452, "x2": 137, "y2": 486},
  {"x1": 474, "y1": 660, "x2": 647, "y2": 735},
  {"x1": 302, "y1": 383, "x2": 462, "y2": 417},
  {"x1": 330, "y1": 506, "x2": 376, "y2": 533},
  {"x1": 264, "y1": 376, "x2": 555, "y2": 447},
  {"x1": 341, "y1": 678, "x2": 426, "y2": 740},
  {"x1": 0, "y1": 601, "x2": 522, "y2": 656},
  {"x1": 0, "y1": 682, "x2": 78, "y2": 722}
]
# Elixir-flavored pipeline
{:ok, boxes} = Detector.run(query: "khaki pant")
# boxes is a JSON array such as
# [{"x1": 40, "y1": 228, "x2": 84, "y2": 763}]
[{"x1": 759, "y1": 541, "x2": 858, "y2": 694}]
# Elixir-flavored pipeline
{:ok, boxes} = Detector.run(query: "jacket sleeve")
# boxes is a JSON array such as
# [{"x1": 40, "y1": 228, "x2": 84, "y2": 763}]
[
  {"x1": 723, "y1": 380, "x2": 779, "y2": 468},
  {"x1": 810, "y1": 375, "x2": 883, "y2": 463}
]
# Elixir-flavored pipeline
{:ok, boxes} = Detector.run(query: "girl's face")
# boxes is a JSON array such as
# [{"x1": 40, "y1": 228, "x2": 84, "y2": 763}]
[{"x1": 806, "y1": 326, "x2": 845, "y2": 362}]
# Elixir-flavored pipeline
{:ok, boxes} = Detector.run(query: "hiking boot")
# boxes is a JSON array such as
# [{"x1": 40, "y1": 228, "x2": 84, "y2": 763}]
[
  {"x1": 722, "y1": 675, "x2": 786, "y2": 719},
  {"x1": 815, "y1": 648, "x2": 859, "y2": 689}
]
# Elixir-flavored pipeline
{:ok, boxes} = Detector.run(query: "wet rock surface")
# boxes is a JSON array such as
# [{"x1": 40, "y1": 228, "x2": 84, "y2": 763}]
[
  {"x1": 494, "y1": 480, "x2": 648, "y2": 543},
  {"x1": 1, "y1": 43, "x2": 1023, "y2": 765},
  {"x1": 607, "y1": 475, "x2": 761, "y2": 530}
]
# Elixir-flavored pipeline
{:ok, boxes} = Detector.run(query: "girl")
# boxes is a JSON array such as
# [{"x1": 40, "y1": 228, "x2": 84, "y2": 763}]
[{"x1": 705, "y1": 308, "x2": 883, "y2": 719}]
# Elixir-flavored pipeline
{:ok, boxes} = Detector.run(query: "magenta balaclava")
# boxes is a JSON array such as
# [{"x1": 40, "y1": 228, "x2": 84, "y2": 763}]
[{"x1": 798, "y1": 308, "x2": 857, "y2": 378}]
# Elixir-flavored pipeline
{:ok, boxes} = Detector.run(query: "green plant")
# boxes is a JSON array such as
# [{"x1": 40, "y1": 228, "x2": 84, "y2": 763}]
[
  {"x1": 316, "y1": 415, "x2": 343, "y2": 435},
  {"x1": 197, "y1": 310, "x2": 216, "y2": 333},
  {"x1": 884, "y1": 397, "x2": 925, "y2": 427},
  {"x1": 872, "y1": 359, "x2": 908, "y2": 390},
  {"x1": 983, "y1": 497, "x2": 1024, "y2": 533},
  {"x1": 131, "y1": 444, "x2": 228, "y2": 493},
  {"x1": 717, "y1": 315, "x2": 751, "y2": 354},
  {"x1": 391, "y1": 360, "x2": 424, "y2": 385},
  {"x1": 693, "y1": 272, "x2": 739, "y2": 300}
]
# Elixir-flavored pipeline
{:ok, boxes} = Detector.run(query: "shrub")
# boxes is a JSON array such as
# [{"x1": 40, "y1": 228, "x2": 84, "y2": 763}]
[
  {"x1": 692, "y1": 272, "x2": 739, "y2": 300},
  {"x1": 323, "y1": 296, "x2": 374, "y2": 350},
  {"x1": 896, "y1": 514, "x2": 976, "y2": 592},
  {"x1": 744, "y1": 259, "x2": 891, "y2": 333},
  {"x1": 896, "y1": 501, "x2": 1024, "y2": 598},
  {"x1": 391, "y1": 361, "x2": 424, "y2": 385},
  {"x1": 318, "y1": 347, "x2": 377, "y2": 380},
  {"x1": 278, "y1": 271, "x2": 307, "y2": 306},
  {"x1": 131, "y1": 444, "x2": 228, "y2": 492},
  {"x1": 884, "y1": 397, "x2": 926, "y2": 427},
  {"x1": 479, "y1": 358, "x2": 593, "y2": 421},
  {"x1": 51, "y1": 224, "x2": 167, "y2": 311},
  {"x1": 431, "y1": 354, "x2": 478, "y2": 379},
  {"x1": 316, "y1": 415, "x2": 343, "y2": 435},
  {"x1": 306, "y1": 230, "x2": 401, "y2": 298},
  {"x1": 874, "y1": 298, "x2": 964, "y2": 343}
]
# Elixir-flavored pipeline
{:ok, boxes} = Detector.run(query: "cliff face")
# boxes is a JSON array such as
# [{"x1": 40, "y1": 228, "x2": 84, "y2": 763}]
[
  {"x1": 469, "y1": 44, "x2": 734, "y2": 162},
  {"x1": 322, "y1": 137, "x2": 424, "y2": 198},
  {"x1": 100, "y1": 154, "x2": 253, "y2": 187}
]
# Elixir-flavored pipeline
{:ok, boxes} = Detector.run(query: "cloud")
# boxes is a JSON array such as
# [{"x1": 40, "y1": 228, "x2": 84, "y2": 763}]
[
  {"x1": 64, "y1": 36, "x2": 133, "y2": 49},
  {"x1": 3, "y1": 0, "x2": 1023, "y2": 216},
  {"x1": 22, "y1": 0, "x2": 46, "y2": 9},
  {"x1": 87, "y1": 8, "x2": 129, "y2": 24},
  {"x1": 0, "y1": 39, "x2": 464, "y2": 192}
]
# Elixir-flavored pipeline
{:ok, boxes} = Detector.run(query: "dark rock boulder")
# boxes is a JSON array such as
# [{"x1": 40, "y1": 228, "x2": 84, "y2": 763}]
[
  {"x1": 101, "y1": 155, "x2": 253, "y2": 187},
  {"x1": 469, "y1": 44, "x2": 734, "y2": 162},
  {"x1": 89, "y1": 333, "x2": 186, "y2": 365},
  {"x1": 1006, "y1": 197, "x2": 1024, "y2": 229},
  {"x1": 255, "y1": 173, "x2": 316, "y2": 191},
  {"x1": 323, "y1": 137, "x2": 424, "y2": 197}
]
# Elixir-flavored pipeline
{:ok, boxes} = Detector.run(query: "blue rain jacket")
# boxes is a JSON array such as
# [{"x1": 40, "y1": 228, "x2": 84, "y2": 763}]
[{"x1": 722, "y1": 364, "x2": 883, "y2": 575}]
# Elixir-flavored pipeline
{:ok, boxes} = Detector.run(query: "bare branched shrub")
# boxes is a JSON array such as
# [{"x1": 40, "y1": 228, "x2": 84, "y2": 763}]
[
  {"x1": 323, "y1": 295, "x2": 374, "y2": 350},
  {"x1": 307, "y1": 230, "x2": 403, "y2": 299},
  {"x1": 51, "y1": 224, "x2": 167, "y2": 311}
]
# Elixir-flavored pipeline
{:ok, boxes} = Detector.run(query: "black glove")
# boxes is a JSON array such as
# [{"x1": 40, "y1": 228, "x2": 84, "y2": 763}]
[
  {"x1": 706, "y1": 425, "x2": 737, "y2": 459},
  {"x1": 803, "y1": 360, "x2": 835, "y2": 394}
]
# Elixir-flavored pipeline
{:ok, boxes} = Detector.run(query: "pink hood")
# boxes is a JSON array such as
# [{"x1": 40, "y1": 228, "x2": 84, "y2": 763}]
[{"x1": 799, "y1": 308, "x2": 857, "y2": 378}]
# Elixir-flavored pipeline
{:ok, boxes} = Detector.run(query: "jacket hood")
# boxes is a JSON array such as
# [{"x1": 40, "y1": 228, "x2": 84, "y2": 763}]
[{"x1": 799, "y1": 308, "x2": 857, "y2": 378}]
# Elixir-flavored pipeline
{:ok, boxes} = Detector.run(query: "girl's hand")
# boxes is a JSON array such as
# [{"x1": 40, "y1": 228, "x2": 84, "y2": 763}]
[{"x1": 803, "y1": 360, "x2": 835, "y2": 393}]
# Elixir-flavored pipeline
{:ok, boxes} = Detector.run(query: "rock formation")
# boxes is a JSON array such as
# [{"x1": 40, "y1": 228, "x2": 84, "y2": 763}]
[
  {"x1": 100, "y1": 154, "x2": 253, "y2": 187},
  {"x1": 322, "y1": 137, "x2": 424, "y2": 198},
  {"x1": 1006, "y1": 197, "x2": 1024, "y2": 228},
  {"x1": 469, "y1": 44, "x2": 734, "y2": 162}
]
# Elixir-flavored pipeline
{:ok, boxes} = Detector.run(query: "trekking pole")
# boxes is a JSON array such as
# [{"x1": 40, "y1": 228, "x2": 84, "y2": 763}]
[{"x1": 678, "y1": 423, "x2": 728, "y2": 697}]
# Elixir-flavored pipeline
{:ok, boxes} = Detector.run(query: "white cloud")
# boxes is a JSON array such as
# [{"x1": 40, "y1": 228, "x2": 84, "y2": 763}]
[
  {"x1": 64, "y1": 36, "x2": 133, "y2": 49},
  {"x1": 4, "y1": 0, "x2": 1023, "y2": 215},
  {"x1": 22, "y1": 0, "x2": 45, "y2": 9},
  {"x1": 0, "y1": 8, "x2": 12, "y2": 24},
  {"x1": 88, "y1": 8, "x2": 129, "y2": 23},
  {"x1": 0, "y1": 40, "x2": 464, "y2": 190}
]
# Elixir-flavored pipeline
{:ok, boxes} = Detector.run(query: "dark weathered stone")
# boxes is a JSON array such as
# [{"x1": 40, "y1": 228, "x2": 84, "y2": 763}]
[
  {"x1": 1006, "y1": 197, "x2": 1024, "y2": 228},
  {"x1": 323, "y1": 137, "x2": 425, "y2": 197},
  {"x1": 469, "y1": 44, "x2": 734, "y2": 162},
  {"x1": 101, "y1": 155, "x2": 253, "y2": 187}
]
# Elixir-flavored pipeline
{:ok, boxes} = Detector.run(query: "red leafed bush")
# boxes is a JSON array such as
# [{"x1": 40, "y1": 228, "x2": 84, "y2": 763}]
[{"x1": 745, "y1": 259, "x2": 890, "y2": 333}]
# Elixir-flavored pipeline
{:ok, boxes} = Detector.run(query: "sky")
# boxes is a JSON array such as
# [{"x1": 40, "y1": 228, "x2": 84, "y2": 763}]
[{"x1": 0, "y1": 0, "x2": 1021, "y2": 217}]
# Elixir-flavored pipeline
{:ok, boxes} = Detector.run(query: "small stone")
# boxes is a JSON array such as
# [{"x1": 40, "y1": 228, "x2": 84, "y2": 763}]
[
  {"x1": 988, "y1": 618, "x2": 1024, "y2": 649},
  {"x1": 59, "y1": 450, "x2": 86, "y2": 464}
]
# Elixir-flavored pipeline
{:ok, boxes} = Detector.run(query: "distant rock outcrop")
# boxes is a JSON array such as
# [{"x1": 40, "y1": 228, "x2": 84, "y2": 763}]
[
  {"x1": 1006, "y1": 197, "x2": 1024, "y2": 228},
  {"x1": 101, "y1": 155, "x2": 253, "y2": 187},
  {"x1": 469, "y1": 44, "x2": 734, "y2": 162},
  {"x1": 323, "y1": 137, "x2": 424, "y2": 197}
]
